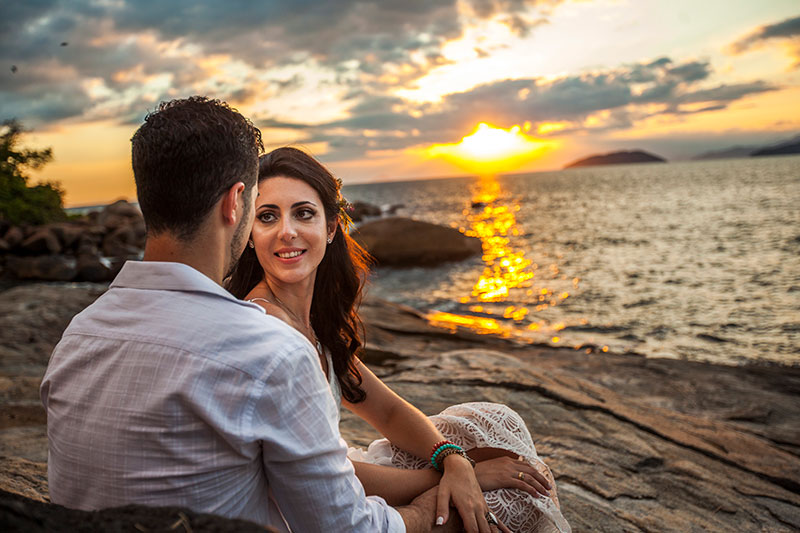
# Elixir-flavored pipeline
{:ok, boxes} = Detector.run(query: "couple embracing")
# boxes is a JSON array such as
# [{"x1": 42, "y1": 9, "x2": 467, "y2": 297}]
[{"x1": 41, "y1": 97, "x2": 570, "y2": 533}]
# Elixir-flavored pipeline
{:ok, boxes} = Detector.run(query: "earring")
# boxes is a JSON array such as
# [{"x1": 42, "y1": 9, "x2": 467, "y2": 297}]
[
  {"x1": 327, "y1": 237, "x2": 333, "y2": 244},
  {"x1": 248, "y1": 240, "x2": 254, "y2": 248}
]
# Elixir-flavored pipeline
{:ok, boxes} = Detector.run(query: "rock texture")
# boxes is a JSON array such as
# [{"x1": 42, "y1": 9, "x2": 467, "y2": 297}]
[
  {"x1": 0, "y1": 488, "x2": 275, "y2": 532},
  {"x1": 353, "y1": 217, "x2": 483, "y2": 266},
  {"x1": 0, "y1": 200, "x2": 143, "y2": 283},
  {"x1": 1, "y1": 282, "x2": 799, "y2": 532}
]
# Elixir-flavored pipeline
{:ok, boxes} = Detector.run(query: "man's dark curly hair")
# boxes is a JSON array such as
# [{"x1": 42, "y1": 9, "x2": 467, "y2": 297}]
[{"x1": 131, "y1": 96, "x2": 264, "y2": 240}]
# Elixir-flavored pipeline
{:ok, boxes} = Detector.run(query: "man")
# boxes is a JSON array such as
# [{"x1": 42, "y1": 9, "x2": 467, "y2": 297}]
[{"x1": 40, "y1": 97, "x2": 463, "y2": 532}]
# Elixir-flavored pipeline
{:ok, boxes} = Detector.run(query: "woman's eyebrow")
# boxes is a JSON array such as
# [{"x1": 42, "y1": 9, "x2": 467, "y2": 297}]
[{"x1": 257, "y1": 200, "x2": 317, "y2": 210}]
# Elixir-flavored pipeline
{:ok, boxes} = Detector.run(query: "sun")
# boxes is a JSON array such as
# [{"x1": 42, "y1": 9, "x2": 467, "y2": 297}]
[{"x1": 426, "y1": 122, "x2": 555, "y2": 174}]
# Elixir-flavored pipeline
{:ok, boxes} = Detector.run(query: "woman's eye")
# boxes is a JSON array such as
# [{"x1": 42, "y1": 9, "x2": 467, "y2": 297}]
[
  {"x1": 258, "y1": 212, "x2": 277, "y2": 223},
  {"x1": 297, "y1": 208, "x2": 315, "y2": 220}
]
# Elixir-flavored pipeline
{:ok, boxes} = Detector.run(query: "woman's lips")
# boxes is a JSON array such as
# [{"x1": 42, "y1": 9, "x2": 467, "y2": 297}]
[{"x1": 274, "y1": 249, "x2": 306, "y2": 262}]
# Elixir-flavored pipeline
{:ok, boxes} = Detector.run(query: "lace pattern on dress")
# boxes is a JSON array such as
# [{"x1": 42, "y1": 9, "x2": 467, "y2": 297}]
[{"x1": 351, "y1": 402, "x2": 571, "y2": 533}]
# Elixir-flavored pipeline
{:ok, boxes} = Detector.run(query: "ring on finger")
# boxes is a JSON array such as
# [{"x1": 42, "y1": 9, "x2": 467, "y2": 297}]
[
  {"x1": 517, "y1": 471, "x2": 525, "y2": 481},
  {"x1": 485, "y1": 511, "x2": 499, "y2": 526}
]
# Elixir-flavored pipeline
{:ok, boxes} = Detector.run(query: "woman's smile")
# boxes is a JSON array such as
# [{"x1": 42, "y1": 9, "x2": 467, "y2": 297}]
[{"x1": 275, "y1": 248, "x2": 306, "y2": 261}]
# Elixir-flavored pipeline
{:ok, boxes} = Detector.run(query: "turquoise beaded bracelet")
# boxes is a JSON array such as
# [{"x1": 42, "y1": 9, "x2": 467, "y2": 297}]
[{"x1": 431, "y1": 443, "x2": 461, "y2": 470}]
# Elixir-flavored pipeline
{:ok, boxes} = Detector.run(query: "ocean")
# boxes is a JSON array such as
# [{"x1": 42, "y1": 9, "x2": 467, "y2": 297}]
[{"x1": 343, "y1": 156, "x2": 800, "y2": 366}]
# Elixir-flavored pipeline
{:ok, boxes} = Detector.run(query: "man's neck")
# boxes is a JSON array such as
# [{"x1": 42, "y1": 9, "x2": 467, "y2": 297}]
[{"x1": 143, "y1": 232, "x2": 226, "y2": 286}]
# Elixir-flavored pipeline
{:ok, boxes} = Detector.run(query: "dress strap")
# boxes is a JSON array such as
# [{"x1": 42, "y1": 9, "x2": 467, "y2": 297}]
[{"x1": 247, "y1": 297, "x2": 273, "y2": 305}]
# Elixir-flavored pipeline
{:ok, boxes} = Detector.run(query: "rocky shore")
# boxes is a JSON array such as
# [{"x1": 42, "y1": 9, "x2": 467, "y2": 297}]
[{"x1": 1, "y1": 281, "x2": 798, "y2": 531}]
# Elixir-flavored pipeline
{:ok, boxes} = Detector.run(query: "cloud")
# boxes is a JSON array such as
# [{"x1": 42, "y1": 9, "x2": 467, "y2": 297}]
[
  {"x1": 0, "y1": 0, "x2": 562, "y2": 127},
  {"x1": 728, "y1": 15, "x2": 800, "y2": 68},
  {"x1": 294, "y1": 57, "x2": 777, "y2": 161}
]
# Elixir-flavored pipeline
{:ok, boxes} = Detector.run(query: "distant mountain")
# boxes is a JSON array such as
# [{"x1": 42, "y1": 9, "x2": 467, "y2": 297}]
[
  {"x1": 564, "y1": 150, "x2": 666, "y2": 169},
  {"x1": 751, "y1": 134, "x2": 800, "y2": 157},
  {"x1": 691, "y1": 133, "x2": 800, "y2": 161},
  {"x1": 692, "y1": 146, "x2": 758, "y2": 161}
]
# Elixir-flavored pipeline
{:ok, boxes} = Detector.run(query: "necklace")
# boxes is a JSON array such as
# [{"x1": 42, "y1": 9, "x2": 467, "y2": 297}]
[{"x1": 268, "y1": 290, "x2": 321, "y2": 355}]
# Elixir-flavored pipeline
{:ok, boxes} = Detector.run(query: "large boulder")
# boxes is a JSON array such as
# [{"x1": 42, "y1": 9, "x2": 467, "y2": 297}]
[
  {"x1": 98, "y1": 200, "x2": 142, "y2": 231},
  {"x1": 347, "y1": 201, "x2": 382, "y2": 222},
  {"x1": 102, "y1": 225, "x2": 140, "y2": 258},
  {"x1": 353, "y1": 217, "x2": 482, "y2": 266},
  {"x1": 18, "y1": 228, "x2": 61, "y2": 255},
  {"x1": 76, "y1": 254, "x2": 113, "y2": 282},
  {"x1": 0, "y1": 489, "x2": 276, "y2": 533},
  {"x1": 5, "y1": 255, "x2": 76, "y2": 281},
  {"x1": 47, "y1": 223, "x2": 85, "y2": 251},
  {"x1": 2, "y1": 227, "x2": 24, "y2": 249}
]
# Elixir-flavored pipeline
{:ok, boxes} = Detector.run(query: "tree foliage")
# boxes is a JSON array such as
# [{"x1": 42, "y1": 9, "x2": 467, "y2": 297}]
[{"x1": 0, "y1": 119, "x2": 65, "y2": 225}]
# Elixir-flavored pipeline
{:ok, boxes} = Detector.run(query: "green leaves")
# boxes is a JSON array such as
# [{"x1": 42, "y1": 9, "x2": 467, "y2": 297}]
[{"x1": 0, "y1": 120, "x2": 65, "y2": 226}]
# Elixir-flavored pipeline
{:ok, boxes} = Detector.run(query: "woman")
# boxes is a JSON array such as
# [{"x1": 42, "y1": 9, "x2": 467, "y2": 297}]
[{"x1": 227, "y1": 147, "x2": 571, "y2": 533}]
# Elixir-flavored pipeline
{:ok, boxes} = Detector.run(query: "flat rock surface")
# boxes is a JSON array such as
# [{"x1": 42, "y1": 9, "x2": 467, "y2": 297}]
[{"x1": 1, "y1": 282, "x2": 799, "y2": 532}]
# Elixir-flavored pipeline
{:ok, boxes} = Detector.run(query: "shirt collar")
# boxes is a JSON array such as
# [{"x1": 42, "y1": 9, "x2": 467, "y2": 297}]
[{"x1": 110, "y1": 260, "x2": 265, "y2": 313}]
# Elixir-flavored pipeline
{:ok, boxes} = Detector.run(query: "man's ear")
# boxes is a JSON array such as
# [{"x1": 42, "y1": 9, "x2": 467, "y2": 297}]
[{"x1": 221, "y1": 181, "x2": 246, "y2": 227}]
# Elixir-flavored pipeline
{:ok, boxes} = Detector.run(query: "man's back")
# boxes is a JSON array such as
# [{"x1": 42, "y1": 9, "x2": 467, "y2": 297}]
[{"x1": 41, "y1": 261, "x2": 398, "y2": 531}]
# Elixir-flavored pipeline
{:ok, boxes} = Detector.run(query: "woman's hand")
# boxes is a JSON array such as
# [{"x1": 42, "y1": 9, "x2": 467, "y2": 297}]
[
  {"x1": 436, "y1": 454, "x2": 511, "y2": 533},
  {"x1": 474, "y1": 455, "x2": 552, "y2": 500}
]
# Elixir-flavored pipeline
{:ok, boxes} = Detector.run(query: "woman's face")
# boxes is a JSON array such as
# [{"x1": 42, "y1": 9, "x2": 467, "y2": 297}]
[{"x1": 251, "y1": 176, "x2": 336, "y2": 288}]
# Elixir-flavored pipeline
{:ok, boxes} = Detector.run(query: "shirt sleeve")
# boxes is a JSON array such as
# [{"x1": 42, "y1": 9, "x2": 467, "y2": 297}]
[{"x1": 249, "y1": 340, "x2": 405, "y2": 533}]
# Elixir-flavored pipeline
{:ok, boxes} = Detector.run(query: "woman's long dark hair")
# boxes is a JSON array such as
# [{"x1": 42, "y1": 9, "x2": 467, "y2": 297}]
[{"x1": 226, "y1": 146, "x2": 370, "y2": 403}]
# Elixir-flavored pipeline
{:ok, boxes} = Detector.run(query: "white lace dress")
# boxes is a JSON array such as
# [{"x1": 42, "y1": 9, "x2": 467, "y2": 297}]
[{"x1": 326, "y1": 352, "x2": 571, "y2": 533}]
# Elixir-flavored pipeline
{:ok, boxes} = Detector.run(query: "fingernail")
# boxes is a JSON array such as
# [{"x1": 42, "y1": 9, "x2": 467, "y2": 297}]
[{"x1": 436, "y1": 516, "x2": 444, "y2": 526}]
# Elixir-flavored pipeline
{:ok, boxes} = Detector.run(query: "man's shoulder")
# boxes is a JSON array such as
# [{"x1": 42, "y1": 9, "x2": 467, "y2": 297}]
[{"x1": 58, "y1": 285, "x2": 315, "y2": 381}]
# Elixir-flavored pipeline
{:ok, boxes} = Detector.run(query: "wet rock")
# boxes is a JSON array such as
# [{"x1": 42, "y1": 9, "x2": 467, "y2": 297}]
[
  {"x1": 353, "y1": 217, "x2": 482, "y2": 266},
  {"x1": 76, "y1": 254, "x2": 113, "y2": 282},
  {"x1": 2, "y1": 227, "x2": 24, "y2": 249},
  {"x1": 47, "y1": 223, "x2": 84, "y2": 251},
  {"x1": 19, "y1": 229, "x2": 61, "y2": 255},
  {"x1": 348, "y1": 201, "x2": 381, "y2": 222},
  {"x1": 5, "y1": 256, "x2": 76, "y2": 281},
  {"x1": 102, "y1": 226, "x2": 139, "y2": 258},
  {"x1": 98, "y1": 200, "x2": 142, "y2": 231},
  {"x1": 0, "y1": 488, "x2": 276, "y2": 533},
  {"x1": 385, "y1": 203, "x2": 404, "y2": 215}
]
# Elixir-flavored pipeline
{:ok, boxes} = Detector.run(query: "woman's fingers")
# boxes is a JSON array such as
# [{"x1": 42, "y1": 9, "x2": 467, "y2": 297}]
[
  {"x1": 476, "y1": 508, "x2": 491, "y2": 533},
  {"x1": 523, "y1": 464, "x2": 552, "y2": 491},
  {"x1": 517, "y1": 469, "x2": 550, "y2": 496},
  {"x1": 496, "y1": 517, "x2": 513, "y2": 533},
  {"x1": 435, "y1": 484, "x2": 450, "y2": 526},
  {"x1": 513, "y1": 458, "x2": 552, "y2": 492}
]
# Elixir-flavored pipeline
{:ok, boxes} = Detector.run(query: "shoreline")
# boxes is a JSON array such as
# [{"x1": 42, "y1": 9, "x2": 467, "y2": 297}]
[{"x1": 1, "y1": 281, "x2": 799, "y2": 531}]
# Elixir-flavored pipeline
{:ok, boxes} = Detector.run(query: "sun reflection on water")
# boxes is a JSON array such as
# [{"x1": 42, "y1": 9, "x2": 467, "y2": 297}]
[{"x1": 425, "y1": 175, "x2": 601, "y2": 351}]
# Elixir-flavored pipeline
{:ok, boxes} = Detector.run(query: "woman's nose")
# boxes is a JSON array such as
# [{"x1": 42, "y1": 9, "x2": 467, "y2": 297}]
[{"x1": 278, "y1": 217, "x2": 297, "y2": 240}]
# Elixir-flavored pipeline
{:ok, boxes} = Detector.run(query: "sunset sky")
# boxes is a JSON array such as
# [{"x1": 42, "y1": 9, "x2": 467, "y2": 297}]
[{"x1": 2, "y1": 0, "x2": 799, "y2": 206}]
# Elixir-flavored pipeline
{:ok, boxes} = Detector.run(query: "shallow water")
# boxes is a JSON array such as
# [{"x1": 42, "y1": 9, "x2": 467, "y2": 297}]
[{"x1": 344, "y1": 156, "x2": 800, "y2": 366}]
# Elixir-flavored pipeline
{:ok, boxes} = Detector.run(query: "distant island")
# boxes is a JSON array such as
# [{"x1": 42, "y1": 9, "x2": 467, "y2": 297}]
[
  {"x1": 692, "y1": 133, "x2": 800, "y2": 160},
  {"x1": 564, "y1": 150, "x2": 667, "y2": 169},
  {"x1": 692, "y1": 145, "x2": 758, "y2": 161},
  {"x1": 751, "y1": 136, "x2": 800, "y2": 157}
]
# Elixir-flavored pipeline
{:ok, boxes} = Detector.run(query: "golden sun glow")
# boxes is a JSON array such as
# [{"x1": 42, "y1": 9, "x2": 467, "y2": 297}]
[{"x1": 426, "y1": 122, "x2": 556, "y2": 174}]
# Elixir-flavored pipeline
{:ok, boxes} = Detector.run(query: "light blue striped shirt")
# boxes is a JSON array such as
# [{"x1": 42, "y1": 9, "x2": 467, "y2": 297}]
[{"x1": 40, "y1": 261, "x2": 403, "y2": 532}]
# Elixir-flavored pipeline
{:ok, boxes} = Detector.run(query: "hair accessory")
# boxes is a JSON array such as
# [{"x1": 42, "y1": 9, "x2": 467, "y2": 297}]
[
  {"x1": 248, "y1": 240, "x2": 254, "y2": 248},
  {"x1": 334, "y1": 176, "x2": 353, "y2": 233}
]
